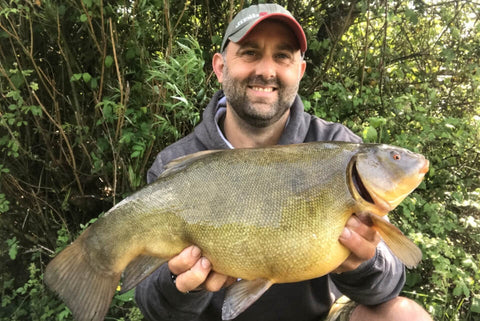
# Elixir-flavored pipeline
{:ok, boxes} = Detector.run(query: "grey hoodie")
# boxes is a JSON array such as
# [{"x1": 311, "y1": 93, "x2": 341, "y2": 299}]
[{"x1": 136, "y1": 90, "x2": 405, "y2": 321}]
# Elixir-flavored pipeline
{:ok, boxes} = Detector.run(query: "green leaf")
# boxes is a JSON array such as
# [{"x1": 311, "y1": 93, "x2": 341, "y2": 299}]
[
  {"x1": 405, "y1": 8, "x2": 419, "y2": 24},
  {"x1": 30, "y1": 81, "x2": 39, "y2": 91},
  {"x1": 211, "y1": 34, "x2": 222, "y2": 46},
  {"x1": 82, "y1": 72, "x2": 92, "y2": 83},
  {"x1": 453, "y1": 280, "x2": 470, "y2": 297},
  {"x1": 7, "y1": 237, "x2": 18, "y2": 260},
  {"x1": 472, "y1": 297, "x2": 480, "y2": 314},
  {"x1": 80, "y1": 14, "x2": 88, "y2": 22},
  {"x1": 10, "y1": 72, "x2": 24, "y2": 88},
  {"x1": 126, "y1": 48, "x2": 137, "y2": 60},
  {"x1": 362, "y1": 126, "x2": 378, "y2": 142},
  {"x1": 303, "y1": 100, "x2": 311, "y2": 111},
  {"x1": 82, "y1": 0, "x2": 93, "y2": 8},
  {"x1": 105, "y1": 55, "x2": 114, "y2": 68},
  {"x1": 58, "y1": 4, "x2": 66, "y2": 15},
  {"x1": 6, "y1": 90, "x2": 21, "y2": 101},
  {"x1": 115, "y1": 288, "x2": 135, "y2": 302},
  {"x1": 71, "y1": 73, "x2": 82, "y2": 82},
  {"x1": 368, "y1": 117, "x2": 387, "y2": 128},
  {"x1": 172, "y1": 96, "x2": 188, "y2": 104},
  {"x1": 0, "y1": 193, "x2": 10, "y2": 213},
  {"x1": 90, "y1": 77, "x2": 98, "y2": 89}
]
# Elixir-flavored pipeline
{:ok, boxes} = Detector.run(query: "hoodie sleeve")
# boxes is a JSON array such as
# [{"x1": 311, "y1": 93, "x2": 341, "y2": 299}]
[
  {"x1": 146, "y1": 153, "x2": 165, "y2": 184},
  {"x1": 329, "y1": 241, "x2": 406, "y2": 305},
  {"x1": 135, "y1": 263, "x2": 214, "y2": 321},
  {"x1": 146, "y1": 133, "x2": 207, "y2": 184}
]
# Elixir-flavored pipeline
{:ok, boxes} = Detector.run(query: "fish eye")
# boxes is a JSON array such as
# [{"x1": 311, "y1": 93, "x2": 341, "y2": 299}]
[{"x1": 391, "y1": 152, "x2": 401, "y2": 160}]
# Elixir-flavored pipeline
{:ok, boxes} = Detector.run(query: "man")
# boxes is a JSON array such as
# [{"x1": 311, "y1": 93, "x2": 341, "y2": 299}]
[{"x1": 136, "y1": 4, "x2": 432, "y2": 321}]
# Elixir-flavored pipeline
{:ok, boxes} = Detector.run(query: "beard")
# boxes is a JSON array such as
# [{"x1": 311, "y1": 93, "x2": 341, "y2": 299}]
[{"x1": 221, "y1": 66, "x2": 299, "y2": 128}]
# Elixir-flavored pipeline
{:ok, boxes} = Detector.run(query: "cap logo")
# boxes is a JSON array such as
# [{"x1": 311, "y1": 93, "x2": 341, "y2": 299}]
[{"x1": 235, "y1": 13, "x2": 261, "y2": 29}]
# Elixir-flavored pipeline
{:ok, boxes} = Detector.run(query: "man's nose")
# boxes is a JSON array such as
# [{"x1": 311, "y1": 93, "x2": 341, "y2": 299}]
[{"x1": 255, "y1": 56, "x2": 276, "y2": 79}]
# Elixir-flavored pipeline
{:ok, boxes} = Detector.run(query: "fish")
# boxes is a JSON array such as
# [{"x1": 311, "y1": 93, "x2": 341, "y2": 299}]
[{"x1": 44, "y1": 141, "x2": 429, "y2": 321}]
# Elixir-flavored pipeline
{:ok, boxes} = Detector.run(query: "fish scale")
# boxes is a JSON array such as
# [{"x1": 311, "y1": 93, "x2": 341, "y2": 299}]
[{"x1": 44, "y1": 141, "x2": 428, "y2": 321}]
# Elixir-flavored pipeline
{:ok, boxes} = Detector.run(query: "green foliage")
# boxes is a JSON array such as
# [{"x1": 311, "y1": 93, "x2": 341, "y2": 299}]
[
  {"x1": 1, "y1": 0, "x2": 479, "y2": 320},
  {"x1": 6, "y1": 237, "x2": 18, "y2": 260},
  {"x1": 302, "y1": 2, "x2": 480, "y2": 319},
  {"x1": 0, "y1": 223, "x2": 143, "y2": 321},
  {"x1": 1, "y1": 262, "x2": 71, "y2": 321},
  {"x1": 146, "y1": 37, "x2": 210, "y2": 146}
]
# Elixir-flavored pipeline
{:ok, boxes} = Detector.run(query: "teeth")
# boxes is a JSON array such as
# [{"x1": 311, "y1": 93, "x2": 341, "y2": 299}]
[{"x1": 252, "y1": 87, "x2": 274, "y2": 92}]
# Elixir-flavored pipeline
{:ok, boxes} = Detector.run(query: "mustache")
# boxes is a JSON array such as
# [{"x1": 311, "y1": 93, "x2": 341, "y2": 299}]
[{"x1": 246, "y1": 75, "x2": 280, "y2": 87}]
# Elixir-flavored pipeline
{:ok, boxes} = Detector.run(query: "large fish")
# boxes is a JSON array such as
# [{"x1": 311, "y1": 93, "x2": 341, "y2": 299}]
[{"x1": 45, "y1": 142, "x2": 429, "y2": 321}]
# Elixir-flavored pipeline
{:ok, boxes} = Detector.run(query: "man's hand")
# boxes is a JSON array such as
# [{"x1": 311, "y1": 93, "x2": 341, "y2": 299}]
[
  {"x1": 334, "y1": 214, "x2": 381, "y2": 273},
  {"x1": 168, "y1": 245, "x2": 236, "y2": 293}
]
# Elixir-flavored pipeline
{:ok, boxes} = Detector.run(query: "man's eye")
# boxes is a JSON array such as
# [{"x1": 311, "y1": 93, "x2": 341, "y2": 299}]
[{"x1": 276, "y1": 53, "x2": 292, "y2": 60}]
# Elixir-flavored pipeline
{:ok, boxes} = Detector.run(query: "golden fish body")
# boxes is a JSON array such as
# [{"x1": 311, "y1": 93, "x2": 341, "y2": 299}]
[{"x1": 45, "y1": 142, "x2": 429, "y2": 321}]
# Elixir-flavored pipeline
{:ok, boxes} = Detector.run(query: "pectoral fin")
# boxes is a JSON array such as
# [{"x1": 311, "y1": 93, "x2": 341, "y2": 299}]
[
  {"x1": 222, "y1": 278, "x2": 273, "y2": 320},
  {"x1": 368, "y1": 213, "x2": 422, "y2": 268},
  {"x1": 121, "y1": 255, "x2": 168, "y2": 293}
]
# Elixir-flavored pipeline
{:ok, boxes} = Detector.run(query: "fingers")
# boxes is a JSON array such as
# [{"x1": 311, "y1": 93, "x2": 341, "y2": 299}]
[
  {"x1": 168, "y1": 245, "x2": 202, "y2": 275},
  {"x1": 168, "y1": 245, "x2": 203, "y2": 275},
  {"x1": 204, "y1": 272, "x2": 237, "y2": 292},
  {"x1": 174, "y1": 257, "x2": 212, "y2": 293},
  {"x1": 168, "y1": 245, "x2": 234, "y2": 293},
  {"x1": 345, "y1": 214, "x2": 378, "y2": 244},
  {"x1": 168, "y1": 245, "x2": 209, "y2": 293},
  {"x1": 336, "y1": 215, "x2": 381, "y2": 273}
]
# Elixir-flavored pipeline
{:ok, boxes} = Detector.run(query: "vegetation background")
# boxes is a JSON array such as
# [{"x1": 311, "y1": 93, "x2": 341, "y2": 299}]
[{"x1": 0, "y1": 0, "x2": 479, "y2": 320}]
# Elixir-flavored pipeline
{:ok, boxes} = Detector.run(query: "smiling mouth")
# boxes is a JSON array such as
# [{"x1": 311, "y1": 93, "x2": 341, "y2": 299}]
[{"x1": 249, "y1": 86, "x2": 277, "y2": 93}]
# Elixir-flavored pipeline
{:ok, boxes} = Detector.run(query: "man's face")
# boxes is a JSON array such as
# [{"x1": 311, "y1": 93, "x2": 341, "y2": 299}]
[{"x1": 214, "y1": 20, "x2": 306, "y2": 128}]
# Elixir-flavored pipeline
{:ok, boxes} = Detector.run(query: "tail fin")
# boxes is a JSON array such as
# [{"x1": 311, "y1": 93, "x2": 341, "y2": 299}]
[{"x1": 44, "y1": 232, "x2": 121, "y2": 321}]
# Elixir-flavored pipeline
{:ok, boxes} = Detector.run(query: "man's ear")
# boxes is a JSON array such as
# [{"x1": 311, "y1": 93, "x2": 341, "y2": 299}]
[
  {"x1": 299, "y1": 59, "x2": 307, "y2": 80},
  {"x1": 212, "y1": 53, "x2": 225, "y2": 83}
]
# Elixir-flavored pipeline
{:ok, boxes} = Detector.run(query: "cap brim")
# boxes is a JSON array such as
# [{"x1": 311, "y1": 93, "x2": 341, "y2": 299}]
[{"x1": 229, "y1": 13, "x2": 307, "y2": 53}]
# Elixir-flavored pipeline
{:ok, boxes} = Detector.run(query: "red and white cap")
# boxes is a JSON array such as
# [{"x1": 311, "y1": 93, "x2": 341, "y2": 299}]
[{"x1": 221, "y1": 3, "x2": 307, "y2": 53}]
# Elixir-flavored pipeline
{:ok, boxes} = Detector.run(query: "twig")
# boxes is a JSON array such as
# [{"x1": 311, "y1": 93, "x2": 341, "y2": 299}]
[
  {"x1": 164, "y1": 0, "x2": 172, "y2": 56},
  {"x1": 173, "y1": 0, "x2": 190, "y2": 34},
  {"x1": 96, "y1": 0, "x2": 106, "y2": 104},
  {"x1": 379, "y1": 0, "x2": 388, "y2": 111},
  {"x1": 359, "y1": 1, "x2": 371, "y2": 95},
  {"x1": 79, "y1": 0, "x2": 102, "y2": 54},
  {"x1": 31, "y1": 90, "x2": 84, "y2": 195},
  {"x1": 109, "y1": 18, "x2": 125, "y2": 142}
]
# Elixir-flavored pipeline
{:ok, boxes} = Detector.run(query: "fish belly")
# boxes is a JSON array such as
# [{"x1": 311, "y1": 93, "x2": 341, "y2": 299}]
[{"x1": 184, "y1": 207, "x2": 353, "y2": 283}]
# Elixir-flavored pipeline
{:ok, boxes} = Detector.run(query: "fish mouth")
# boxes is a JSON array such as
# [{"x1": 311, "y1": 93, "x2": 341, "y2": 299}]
[{"x1": 352, "y1": 161, "x2": 375, "y2": 204}]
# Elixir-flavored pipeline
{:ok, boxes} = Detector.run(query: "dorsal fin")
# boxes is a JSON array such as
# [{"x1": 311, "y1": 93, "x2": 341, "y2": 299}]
[{"x1": 160, "y1": 149, "x2": 224, "y2": 177}]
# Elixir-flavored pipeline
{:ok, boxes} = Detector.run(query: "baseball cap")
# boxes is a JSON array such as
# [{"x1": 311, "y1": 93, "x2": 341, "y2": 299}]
[{"x1": 220, "y1": 3, "x2": 307, "y2": 53}]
